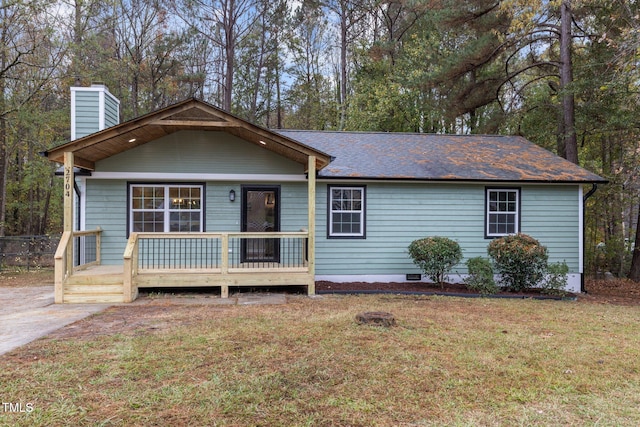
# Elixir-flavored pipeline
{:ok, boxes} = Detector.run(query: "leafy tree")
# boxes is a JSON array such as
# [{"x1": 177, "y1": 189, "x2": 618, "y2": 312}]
[
  {"x1": 111, "y1": 0, "x2": 194, "y2": 117},
  {"x1": 173, "y1": 0, "x2": 259, "y2": 112},
  {"x1": 325, "y1": 0, "x2": 373, "y2": 129},
  {"x1": 426, "y1": 0, "x2": 512, "y2": 133},
  {"x1": 283, "y1": 0, "x2": 337, "y2": 129},
  {"x1": 0, "y1": 0, "x2": 66, "y2": 236},
  {"x1": 345, "y1": 0, "x2": 432, "y2": 132}
]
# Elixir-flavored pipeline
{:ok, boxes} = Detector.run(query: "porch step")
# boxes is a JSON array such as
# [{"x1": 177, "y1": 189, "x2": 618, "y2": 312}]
[
  {"x1": 63, "y1": 283, "x2": 125, "y2": 304},
  {"x1": 63, "y1": 293, "x2": 125, "y2": 304},
  {"x1": 66, "y1": 273, "x2": 123, "y2": 286}
]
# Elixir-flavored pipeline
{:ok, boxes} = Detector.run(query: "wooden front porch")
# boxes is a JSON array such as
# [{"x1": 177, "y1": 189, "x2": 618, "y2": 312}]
[
  {"x1": 54, "y1": 153, "x2": 318, "y2": 304},
  {"x1": 55, "y1": 230, "x2": 314, "y2": 303}
]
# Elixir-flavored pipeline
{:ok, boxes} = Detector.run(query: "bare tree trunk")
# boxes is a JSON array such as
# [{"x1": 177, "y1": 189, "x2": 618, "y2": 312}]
[
  {"x1": 40, "y1": 176, "x2": 53, "y2": 235},
  {"x1": 560, "y1": 0, "x2": 578, "y2": 164},
  {"x1": 628, "y1": 205, "x2": 640, "y2": 281},
  {"x1": 274, "y1": 30, "x2": 282, "y2": 129},
  {"x1": 339, "y1": 9, "x2": 347, "y2": 130},
  {"x1": 131, "y1": 72, "x2": 139, "y2": 117},
  {"x1": 556, "y1": 102, "x2": 566, "y2": 158},
  {"x1": 249, "y1": 7, "x2": 267, "y2": 123},
  {"x1": 0, "y1": 113, "x2": 6, "y2": 237},
  {"x1": 0, "y1": 5, "x2": 7, "y2": 237},
  {"x1": 223, "y1": 0, "x2": 236, "y2": 112},
  {"x1": 74, "y1": 0, "x2": 83, "y2": 85}
]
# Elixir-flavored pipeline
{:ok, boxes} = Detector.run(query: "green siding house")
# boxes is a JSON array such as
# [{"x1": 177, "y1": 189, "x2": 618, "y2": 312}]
[{"x1": 45, "y1": 85, "x2": 605, "y2": 303}]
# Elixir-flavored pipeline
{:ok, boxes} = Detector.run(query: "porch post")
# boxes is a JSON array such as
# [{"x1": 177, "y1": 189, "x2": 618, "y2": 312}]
[
  {"x1": 221, "y1": 233, "x2": 229, "y2": 298},
  {"x1": 307, "y1": 155, "x2": 316, "y2": 295},
  {"x1": 64, "y1": 151, "x2": 74, "y2": 268},
  {"x1": 56, "y1": 151, "x2": 74, "y2": 303}
]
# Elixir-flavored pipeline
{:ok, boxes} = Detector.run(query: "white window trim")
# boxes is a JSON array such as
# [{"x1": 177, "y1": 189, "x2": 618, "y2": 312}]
[
  {"x1": 328, "y1": 186, "x2": 366, "y2": 238},
  {"x1": 129, "y1": 184, "x2": 204, "y2": 233},
  {"x1": 486, "y1": 188, "x2": 520, "y2": 238}
]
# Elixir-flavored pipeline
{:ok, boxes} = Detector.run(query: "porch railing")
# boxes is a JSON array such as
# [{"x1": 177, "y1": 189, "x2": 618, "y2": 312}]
[
  {"x1": 54, "y1": 228, "x2": 102, "y2": 303},
  {"x1": 123, "y1": 231, "x2": 310, "y2": 299}
]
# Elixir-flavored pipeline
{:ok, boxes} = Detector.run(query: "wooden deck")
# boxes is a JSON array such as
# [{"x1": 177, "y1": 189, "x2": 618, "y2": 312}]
[
  {"x1": 55, "y1": 236, "x2": 315, "y2": 303},
  {"x1": 61, "y1": 264, "x2": 313, "y2": 303},
  {"x1": 56, "y1": 231, "x2": 314, "y2": 303}
]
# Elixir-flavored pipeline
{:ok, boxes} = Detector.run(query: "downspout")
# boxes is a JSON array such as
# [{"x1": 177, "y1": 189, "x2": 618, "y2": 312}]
[
  {"x1": 582, "y1": 183, "x2": 598, "y2": 293},
  {"x1": 74, "y1": 180, "x2": 82, "y2": 266}
]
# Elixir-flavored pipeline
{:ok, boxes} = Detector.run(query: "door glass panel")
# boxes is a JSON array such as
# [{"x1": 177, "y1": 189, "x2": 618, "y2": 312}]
[
  {"x1": 245, "y1": 190, "x2": 276, "y2": 232},
  {"x1": 243, "y1": 188, "x2": 279, "y2": 262}
]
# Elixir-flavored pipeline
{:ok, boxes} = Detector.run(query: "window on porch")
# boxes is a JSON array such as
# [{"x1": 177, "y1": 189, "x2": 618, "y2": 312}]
[{"x1": 129, "y1": 184, "x2": 204, "y2": 233}]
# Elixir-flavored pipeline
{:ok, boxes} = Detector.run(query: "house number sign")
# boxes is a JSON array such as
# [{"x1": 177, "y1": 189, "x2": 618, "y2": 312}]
[{"x1": 64, "y1": 164, "x2": 72, "y2": 198}]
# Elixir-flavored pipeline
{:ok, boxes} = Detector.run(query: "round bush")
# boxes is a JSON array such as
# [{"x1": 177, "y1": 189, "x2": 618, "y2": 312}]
[
  {"x1": 487, "y1": 233, "x2": 548, "y2": 292},
  {"x1": 464, "y1": 256, "x2": 498, "y2": 295},
  {"x1": 541, "y1": 261, "x2": 569, "y2": 296},
  {"x1": 408, "y1": 237, "x2": 462, "y2": 287}
]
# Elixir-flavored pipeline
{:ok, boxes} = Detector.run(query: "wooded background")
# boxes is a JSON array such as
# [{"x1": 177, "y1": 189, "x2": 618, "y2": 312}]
[{"x1": 0, "y1": 0, "x2": 638, "y2": 278}]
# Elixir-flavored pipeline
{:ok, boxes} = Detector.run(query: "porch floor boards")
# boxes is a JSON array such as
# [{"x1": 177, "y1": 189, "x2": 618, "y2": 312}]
[{"x1": 73, "y1": 265, "x2": 124, "y2": 276}]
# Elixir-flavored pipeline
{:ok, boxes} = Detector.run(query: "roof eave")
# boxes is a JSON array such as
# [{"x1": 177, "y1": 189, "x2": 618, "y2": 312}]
[{"x1": 317, "y1": 175, "x2": 609, "y2": 184}]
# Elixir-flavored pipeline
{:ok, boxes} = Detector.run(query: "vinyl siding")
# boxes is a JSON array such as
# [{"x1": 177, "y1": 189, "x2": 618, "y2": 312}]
[
  {"x1": 83, "y1": 163, "x2": 580, "y2": 274},
  {"x1": 84, "y1": 179, "x2": 127, "y2": 264},
  {"x1": 104, "y1": 92, "x2": 119, "y2": 128},
  {"x1": 521, "y1": 186, "x2": 579, "y2": 267},
  {"x1": 95, "y1": 130, "x2": 304, "y2": 175},
  {"x1": 204, "y1": 182, "x2": 308, "y2": 233},
  {"x1": 74, "y1": 91, "x2": 100, "y2": 139},
  {"x1": 315, "y1": 182, "x2": 581, "y2": 276},
  {"x1": 85, "y1": 180, "x2": 309, "y2": 264}
]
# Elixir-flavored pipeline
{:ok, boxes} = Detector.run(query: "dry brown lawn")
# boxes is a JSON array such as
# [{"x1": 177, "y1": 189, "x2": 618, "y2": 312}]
[{"x1": 1, "y1": 269, "x2": 640, "y2": 425}]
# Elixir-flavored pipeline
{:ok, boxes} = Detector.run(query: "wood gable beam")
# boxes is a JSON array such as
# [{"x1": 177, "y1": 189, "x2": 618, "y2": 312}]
[
  {"x1": 227, "y1": 125, "x2": 332, "y2": 170},
  {"x1": 154, "y1": 102, "x2": 241, "y2": 127},
  {"x1": 73, "y1": 155, "x2": 95, "y2": 170},
  {"x1": 151, "y1": 119, "x2": 241, "y2": 128}
]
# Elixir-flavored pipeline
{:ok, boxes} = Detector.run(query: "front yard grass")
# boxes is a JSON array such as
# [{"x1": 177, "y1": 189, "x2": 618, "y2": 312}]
[{"x1": 1, "y1": 294, "x2": 639, "y2": 426}]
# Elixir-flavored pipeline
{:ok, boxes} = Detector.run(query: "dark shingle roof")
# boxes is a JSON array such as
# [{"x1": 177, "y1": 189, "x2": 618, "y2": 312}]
[{"x1": 277, "y1": 130, "x2": 606, "y2": 183}]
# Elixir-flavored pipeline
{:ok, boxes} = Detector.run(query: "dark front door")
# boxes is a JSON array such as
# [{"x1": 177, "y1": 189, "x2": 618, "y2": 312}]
[{"x1": 241, "y1": 186, "x2": 280, "y2": 263}]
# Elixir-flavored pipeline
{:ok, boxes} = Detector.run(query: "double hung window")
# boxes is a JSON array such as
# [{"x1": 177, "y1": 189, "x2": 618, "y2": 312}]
[
  {"x1": 486, "y1": 188, "x2": 520, "y2": 237},
  {"x1": 328, "y1": 186, "x2": 365, "y2": 238},
  {"x1": 130, "y1": 184, "x2": 203, "y2": 233}
]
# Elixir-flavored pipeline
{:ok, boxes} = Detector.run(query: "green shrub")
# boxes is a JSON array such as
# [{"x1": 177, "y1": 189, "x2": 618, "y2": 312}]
[
  {"x1": 464, "y1": 257, "x2": 499, "y2": 295},
  {"x1": 408, "y1": 237, "x2": 462, "y2": 288},
  {"x1": 541, "y1": 261, "x2": 569, "y2": 296},
  {"x1": 487, "y1": 233, "x2": 548, "y2": 292}
]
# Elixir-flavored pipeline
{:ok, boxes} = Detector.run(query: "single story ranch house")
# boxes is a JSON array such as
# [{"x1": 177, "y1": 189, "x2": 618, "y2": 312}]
[{"x1": 44, "y1": 84, "x2": 606, "y2": 303}]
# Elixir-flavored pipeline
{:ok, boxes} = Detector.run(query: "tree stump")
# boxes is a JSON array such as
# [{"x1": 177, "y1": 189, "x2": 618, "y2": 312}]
[{"x1": 355, "y1": 311, "x2": 396, "y2": 327}]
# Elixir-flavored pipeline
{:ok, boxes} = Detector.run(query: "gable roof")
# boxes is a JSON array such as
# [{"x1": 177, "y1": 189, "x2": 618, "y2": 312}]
[
  {"x1": 45, "y1": 99, "x2": 332, "y2": 171},
  {"x1": 46, "y1": 97, "x2": 605, "y2": 184},
  {"x1": 279, "y1": 130, "x2": 606, "y2": 183}
]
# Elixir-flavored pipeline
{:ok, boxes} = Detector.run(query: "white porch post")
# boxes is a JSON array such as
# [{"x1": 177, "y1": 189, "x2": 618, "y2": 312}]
[{"x1": 308, "y1": 155, "x2": 316, "y2": 295}]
